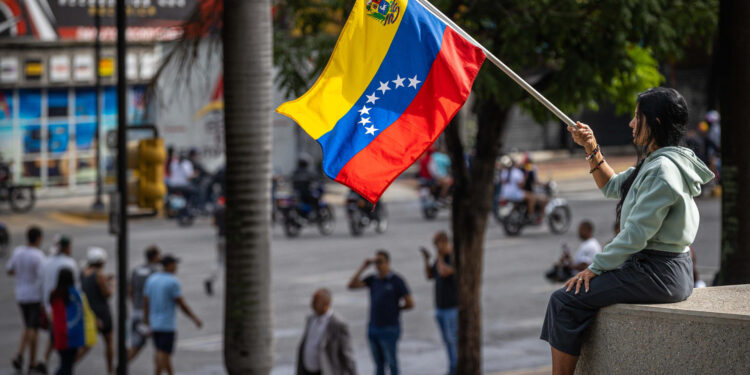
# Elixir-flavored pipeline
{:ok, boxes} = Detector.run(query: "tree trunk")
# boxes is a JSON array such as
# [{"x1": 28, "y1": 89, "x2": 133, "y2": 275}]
[
  {"x1": 715, "y1": 0, "x2": 750, "y2": 285},
  {"x1": 448, "y1": 104, "x2": 510, "y2": 375},
  {"x1": 222, "y1": 0, "x2": 274, "y2": 373}
]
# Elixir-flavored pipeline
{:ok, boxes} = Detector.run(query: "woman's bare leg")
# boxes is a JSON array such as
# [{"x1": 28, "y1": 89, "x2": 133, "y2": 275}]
[{"x1": 551, "y1": 346, "x2": 578, "y2": 375}]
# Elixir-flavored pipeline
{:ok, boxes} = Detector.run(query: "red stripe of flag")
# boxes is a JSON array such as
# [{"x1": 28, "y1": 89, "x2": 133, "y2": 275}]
[
  {"x1": 51, "y1": 298, "x2": 69, "y2": 350},
  {"x1": 335, "y1": 27, "x2": 485, "y2": 202}
]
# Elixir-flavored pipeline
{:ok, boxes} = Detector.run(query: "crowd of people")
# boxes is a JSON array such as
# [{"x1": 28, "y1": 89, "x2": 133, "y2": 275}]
[{"x1": 6, "y1": 226, "x2": 202, "y2": 375}]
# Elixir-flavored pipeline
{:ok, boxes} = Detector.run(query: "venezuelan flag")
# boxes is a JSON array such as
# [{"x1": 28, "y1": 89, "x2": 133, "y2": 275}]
[
  {"x1": 277, "y1": 0, "x2": 485, "y2": 203},
  {"x1": 51, "y1": 288, "x2": 98, "y2": 350}
]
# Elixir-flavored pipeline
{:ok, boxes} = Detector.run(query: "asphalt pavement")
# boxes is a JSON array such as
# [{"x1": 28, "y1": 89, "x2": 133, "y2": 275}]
[{"x1": 0, "y1": 165, "x2": 721, "y2": 375}]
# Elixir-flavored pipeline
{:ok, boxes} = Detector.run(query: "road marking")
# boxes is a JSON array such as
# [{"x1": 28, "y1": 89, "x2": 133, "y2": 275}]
[
  {"x1": 178, "y1": 328, "x2": 303, "y2": 352},
  {"x1": 46, "y1": 212, "x2": 92, "y2": 227}
]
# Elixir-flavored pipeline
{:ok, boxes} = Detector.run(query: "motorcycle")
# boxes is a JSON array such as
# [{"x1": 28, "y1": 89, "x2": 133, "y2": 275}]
[
  {"x1": 346, "y1": 190, "x2": 388, "y2": 236},
  {"x1": 501, "y1": 181, "x2": 571, "y2": 236},
  {"x1": 0, "y1": 156, "x2": 36, "y2": 213},
  {"x1": 278, "y1": 182, "x2": 335, "y2": 238},
  {"x1": 419, "y1": 179, "x2": 451, "y2": 220},
  {"x1": 164, "y1": 187, "x2": 198, "y2": 227}
]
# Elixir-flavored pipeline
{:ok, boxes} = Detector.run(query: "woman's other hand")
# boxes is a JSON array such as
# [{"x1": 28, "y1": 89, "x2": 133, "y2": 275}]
[
  {"x1": 564, "y1": 268, "x2": 597, "y2": 294},
  {"x1": 567, "y1": 122, "x2": 597, "y2": 153}
]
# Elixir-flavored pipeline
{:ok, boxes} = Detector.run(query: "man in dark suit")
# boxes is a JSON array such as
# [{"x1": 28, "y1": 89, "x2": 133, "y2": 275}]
[{"x1": 297, "y1": 289, "x2": 357, "y2": 375}]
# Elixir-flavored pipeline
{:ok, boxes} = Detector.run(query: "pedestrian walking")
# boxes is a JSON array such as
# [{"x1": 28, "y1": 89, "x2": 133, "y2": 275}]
[
  {"x1": 420, "y1": 231, "x2": 458, "y2": 375},
  {"x1": 348, "y1": 250, "x2": 414, "y2": 375},
  {"x1": 40, "y1": 235, "x2": 80, "y2": 369},
  {"x1": 6, "y1": 225, "x2": 47, "y2": 374},
  {"x1": 542, "y1": 87, "x2": 714, "y2": 374},
  {"x1": 49, "y1": 267, "x2": 97, "y2": 375},
  {"x1": 204, "y1": 197, "x2": 225, "y2": 296},
  {"x1": 144, "y1": 254, "x2": 202, "y2": 375},
  {"x1": 128, "y1": 245, "x2": 161, "y2": 361},
  {"x1": 80, "y1": 247, "x2": 115, "y2": 375},
  {"x1": 296, "y1": 288, "x2": 357, "y2": 375}
]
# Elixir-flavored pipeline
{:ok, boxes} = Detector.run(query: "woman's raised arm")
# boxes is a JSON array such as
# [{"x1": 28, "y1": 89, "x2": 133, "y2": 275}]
[{"x1": 567, "y1": 122, "x2": 615, "y2": 189}]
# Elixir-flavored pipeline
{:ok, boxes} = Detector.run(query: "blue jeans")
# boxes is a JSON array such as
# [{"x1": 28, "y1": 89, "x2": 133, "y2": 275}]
[
  {"x1": 367, "y1": 325, "x2": 400, "y2": 375},
  {"x1": 435, "y1": 308, "x2": 458, "y2": 374}
]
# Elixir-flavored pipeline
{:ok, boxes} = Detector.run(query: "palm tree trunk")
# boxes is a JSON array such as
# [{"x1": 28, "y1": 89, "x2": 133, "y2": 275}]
[{"x1": 222, "y1": 0, "x2": 274, "y2": 373}]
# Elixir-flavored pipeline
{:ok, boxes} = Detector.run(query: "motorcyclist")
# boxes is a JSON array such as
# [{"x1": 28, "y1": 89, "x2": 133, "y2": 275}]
[
  {"x1": 167, "y1": 150, "x2": 198, "y2": 206},
  {"x1": 521, "y1": 154, "x2": 547, "y2": 223},
  {"x1": 291, "y1": 157, "x2": 320, "y2": 216},
  {"x1": 499, "y1": 155, "x2": 538, "y2": 220}
]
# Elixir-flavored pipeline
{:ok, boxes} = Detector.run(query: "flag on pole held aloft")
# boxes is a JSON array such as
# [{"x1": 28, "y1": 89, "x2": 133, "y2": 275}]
[{"x1": 277, "y1": 0, "x2": 485, "y2": 203}]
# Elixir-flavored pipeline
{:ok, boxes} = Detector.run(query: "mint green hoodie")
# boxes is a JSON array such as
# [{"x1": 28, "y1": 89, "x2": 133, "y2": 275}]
[{"x1": 589, "y1": 146, "x2": 715, "y2": 275}]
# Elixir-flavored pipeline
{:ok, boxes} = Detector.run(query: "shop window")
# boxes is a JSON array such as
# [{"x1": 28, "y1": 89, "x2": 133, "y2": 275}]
[
  {"x1": 75, "y1": 88, "x2": 97, "y2": 117},
  {"x1": 19, "y1": 89, "x2": 41, "y2": 120},
  {"x1": 48, "y1": 123, "x2": 69, "y2": 155},
  {"x1": 48, "y1": 89, "x2": 69, "y2": 117},
  {"x1": 0, "y1": 90, "x2": 13, "y2": 123},
  {"x1": 76, "y1": 122, "x2": 96, "y2": 150}
]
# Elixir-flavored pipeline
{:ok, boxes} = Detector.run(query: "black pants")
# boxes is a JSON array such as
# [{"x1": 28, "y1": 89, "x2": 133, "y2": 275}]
[
  {"x1": 56, "y1": 348, "x2": 77, "y2": 375},
  {"x1": 540, "y1": 250, "x2": 693, "y2": 356}
]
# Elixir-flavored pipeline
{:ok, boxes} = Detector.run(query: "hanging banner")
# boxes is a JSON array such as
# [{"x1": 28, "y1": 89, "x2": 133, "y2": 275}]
[
  {"x1": 24, "y1": 58, "x2": 43, "y2": 81},
  {"x1": 1, "y1": 57, "x2": 19, "y2": 83},
  {"x1": 73, "y1": 54, "x2": 95, "y2": 81},
  {"x1": 49, "y1": 55, "x2": 71, "y2": 82}
]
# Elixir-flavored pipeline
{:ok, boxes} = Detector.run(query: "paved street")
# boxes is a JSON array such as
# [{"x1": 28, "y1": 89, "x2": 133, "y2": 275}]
[{"x1": 0, "y1": 170, "x2": 721, "y2": 375}]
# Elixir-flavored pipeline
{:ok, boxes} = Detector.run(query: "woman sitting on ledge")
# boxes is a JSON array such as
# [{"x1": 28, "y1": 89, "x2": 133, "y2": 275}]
[{"x1": 540, "y1": 87, "x2": 714, "y2": 375}]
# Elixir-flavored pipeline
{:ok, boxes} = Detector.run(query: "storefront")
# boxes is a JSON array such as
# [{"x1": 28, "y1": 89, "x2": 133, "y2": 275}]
[{"x1": 0, "y1": 0, "x2": 196, "y2": 194}]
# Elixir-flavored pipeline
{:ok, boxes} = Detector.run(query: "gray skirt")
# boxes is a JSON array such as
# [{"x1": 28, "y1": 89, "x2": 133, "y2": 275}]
[{"x1": 540, "y1": 249, "x2": 693, "y2": 356}]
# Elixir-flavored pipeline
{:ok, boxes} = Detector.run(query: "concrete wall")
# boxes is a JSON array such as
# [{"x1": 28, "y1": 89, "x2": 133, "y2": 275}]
[{"x1": 575, "y1": 285, "x2": 750, "y2": 375}]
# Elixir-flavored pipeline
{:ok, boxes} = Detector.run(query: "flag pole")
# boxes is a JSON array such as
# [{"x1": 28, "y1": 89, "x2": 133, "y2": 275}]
[{"x1": 416, "y1": 0, "x2": 576, "y2": 128}]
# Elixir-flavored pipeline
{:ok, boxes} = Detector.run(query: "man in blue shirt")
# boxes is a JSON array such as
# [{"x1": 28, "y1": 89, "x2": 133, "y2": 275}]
[
  {"x1": 348, "y1": 250, "x2": 414, "y2": 375},
  {"x1": 144, "y1": 255, "x2": 202, "y2": 375}
]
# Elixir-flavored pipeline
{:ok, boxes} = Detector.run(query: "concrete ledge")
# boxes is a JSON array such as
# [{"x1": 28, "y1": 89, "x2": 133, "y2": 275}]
[{"x1": 575, "y1": 285, "x2": 750, "y2": 375}]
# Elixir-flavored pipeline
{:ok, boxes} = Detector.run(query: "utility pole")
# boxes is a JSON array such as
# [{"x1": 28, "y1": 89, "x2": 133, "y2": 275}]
[
  {"x1": 91, "y1": 0, "x2": 104, "y2": 211},
  {"x1": 115, "y1": 0, "x2": 129, "y2": 374}
]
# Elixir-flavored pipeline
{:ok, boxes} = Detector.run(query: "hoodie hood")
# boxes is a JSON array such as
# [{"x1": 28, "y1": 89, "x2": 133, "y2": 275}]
[{"x1": 647, "y1": 146, "x2": 715, "y2": 196}]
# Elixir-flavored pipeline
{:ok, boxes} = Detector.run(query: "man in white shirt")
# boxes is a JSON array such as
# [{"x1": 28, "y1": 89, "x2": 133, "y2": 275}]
[
  {"x1": 297, "y1": 289, "x2": 357, "y2": 375},
  {"x1": 546, "y1": 221, "x2": 602, "y2": 282},
  {"x1": 499, "y1": 157, "x2": 539, "y2": 218},
  {"x1": 167, "y1": 156, "x2": 195, "y2": 188},
  {"x1": 6, "y1": 226, "x2": 46, "y2": 373}
]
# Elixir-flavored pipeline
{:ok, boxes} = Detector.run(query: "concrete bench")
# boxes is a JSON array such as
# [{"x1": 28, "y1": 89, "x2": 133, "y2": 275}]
[{"x1": 575, "y1": 284, "x2": 750, "y2": 375}]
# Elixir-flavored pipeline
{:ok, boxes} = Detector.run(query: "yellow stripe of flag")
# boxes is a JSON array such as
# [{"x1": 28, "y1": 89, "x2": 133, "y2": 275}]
[{"x1": 276, "y1": 0, "x2": 408, "y2": 140}]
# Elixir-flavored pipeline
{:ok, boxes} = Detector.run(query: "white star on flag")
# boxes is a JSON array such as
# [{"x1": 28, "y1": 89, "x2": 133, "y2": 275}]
[
  {"x1": 358, "y1": 117, "x2": 372, "y2": 126},
  {"x1": 392, "y1": 74, "x2": 405, "y2": 89},
  {"x1": 408, "y1": 75, "x2": 422, "y2": 89},
  {"x1": 366, "y1": 92, "x2": 380, "y2": 104},
  {"x1": 377, "y1": 81, "x2": 391, "y2": 94},
  {"x1": 358, "y1": 105, "x2": 371, "y2": 116},
  {"x1": 365, "y1": 125, "x2": 379, "y2": 135}
]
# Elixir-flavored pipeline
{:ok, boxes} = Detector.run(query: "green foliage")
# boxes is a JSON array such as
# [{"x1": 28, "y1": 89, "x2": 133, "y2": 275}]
[{"x1": 273, "y1": 0, "x2": 718, "y2": 121}]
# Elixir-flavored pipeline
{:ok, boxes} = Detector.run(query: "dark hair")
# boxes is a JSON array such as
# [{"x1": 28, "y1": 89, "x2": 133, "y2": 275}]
[
  {"x1": 433, "y1": 231, "x2": 449, "y2": 245},
  {"x1": 579, "y1": 220, "x2": 594, "y2": 233},
  {"x1": 615, "y1": 87, "x2": 688, "y2": 227},
  {"x1": 375, "y1": 249, "x2": 390, "y2": 263},
  {"x1": 50, "y1": 268, "x2": 75, "y2": 303},
  {"x1": 58, "y1": 236, "x2": 71, "y2": 250},
  {"x1": 145, "y1": 245, "x2": 160, "y2": 262},
  {"x1": 27, "y1": 226, "x2": 42, "y2": 244}
]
